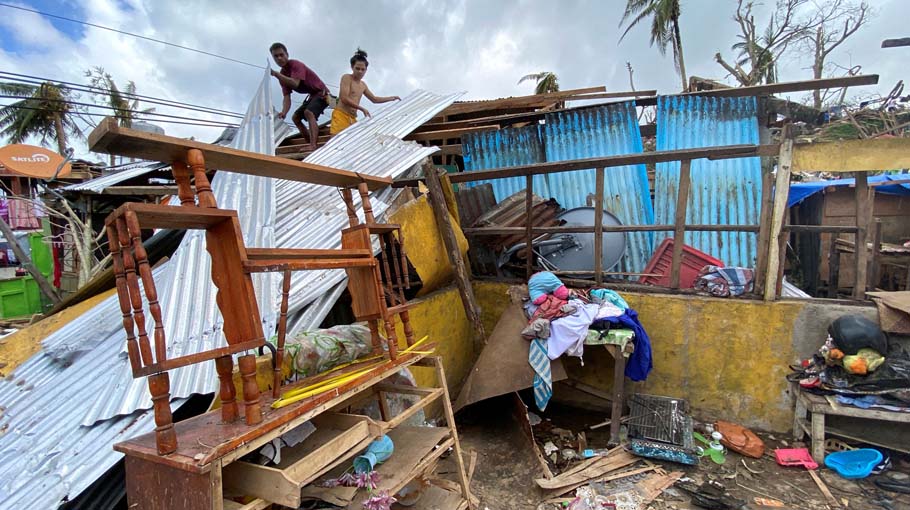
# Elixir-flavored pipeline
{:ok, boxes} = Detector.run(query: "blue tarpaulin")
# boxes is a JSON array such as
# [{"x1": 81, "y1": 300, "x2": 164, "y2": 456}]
[{"x1": 788, "y1": 174, "x2": 910, "y2": 208}]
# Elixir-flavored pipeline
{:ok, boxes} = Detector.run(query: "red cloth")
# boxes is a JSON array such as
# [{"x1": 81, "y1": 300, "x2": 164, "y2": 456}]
[
  {"x1": 531, "y1": 295, "x2": 571, "y2": 322},
  {"x1": 279, "y1": 59, "x2": 327, "y2": 97}
]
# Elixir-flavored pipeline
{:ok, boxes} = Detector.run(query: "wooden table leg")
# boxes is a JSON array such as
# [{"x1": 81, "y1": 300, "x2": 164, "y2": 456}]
[
  {"x1": 606, "y1": 345, "x2": 625, "y2": 446},
  {"x1": 793, "y1": 388, "x2": 807, "y2": 442},
  {"x1": 811, "y1": 410, "x2": 826, "y2": 462}
]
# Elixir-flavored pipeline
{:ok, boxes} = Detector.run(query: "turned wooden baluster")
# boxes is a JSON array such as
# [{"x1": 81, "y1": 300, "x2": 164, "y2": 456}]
[
  {"x1": 378, "y1": 234, "x2": 395, "y2": 300},
  {"x1": 172, "y1": 161, "x2": 196, "y2": 206},
  {"x1": 239, "y1": 354, "x2": 262, "y2": 425},
  {"x1": 274, "y1": 270, "x2": 291, "y2": 398},
  {"x1": 367, "y1": 321, "x2": 383, "y2": 356},
  {"x1": 116, "y1": 217, "x2": 154, "y2": 366},
  {"x1": 187, "y1": 148, "x2": 216, "y2": 208},
  {"x1": 341, "y1": 187, "x2": 359, "y2": 228},
  {"x1": 398, "y1": 228, "x2": 410, "y2": 290},
  {"x1": 357, "y1": 183, "x2": 375, "y2": 224},
  {"x1": 148, "y1": 372, "x2": 177, "y2": 455},
  {"x1": 107, "y1": 224, "x2": 141, "y2": 372},
  {"x1": 388, "y1": 232, "x2": 406, "y2": 303},
  {"x1": 125, "y1": 210, "x2": 167, "y2": 363},
  {"x1": 383, "y1": 318, "x2": 399, "y2": 360},
  {"x1": 388, "y1": 230, "x2": 414, "y2": 346},
  {"x1": 214, "y1": 356, "x2": 238, "y2": 423}
]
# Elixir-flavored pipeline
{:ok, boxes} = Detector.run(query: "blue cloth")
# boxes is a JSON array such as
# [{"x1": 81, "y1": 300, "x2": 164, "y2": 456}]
[
  {"x1": 788, "y1": 174, "x2": 910, "y2": 208},
  {"x1": 529, "y1": 338, "x2": 552, "y2": 411},
  {"x1": 592, "y1": 308, "x2": 652, "y2": 381},
  {"x1": 528, "y1": 271, "x2": 564, "y2": 303},
  {"x1": 589, "y1": 288, "x2": 629, "y2": 310}
]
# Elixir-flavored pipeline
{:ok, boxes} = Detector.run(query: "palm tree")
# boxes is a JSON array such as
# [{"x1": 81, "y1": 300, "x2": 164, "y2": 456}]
[
  {"x1": 0, "y1": 81, "x2": 82, "y2": 154},
  {"x1": 619, "y1": 0, "x2": 688, "y2": 91},
  {"x1": 518, "y1": 72, "x2": 560, "y2": 94},
  {"x1": 86, "y1": 67, "x2": 154, "y2": 165}
]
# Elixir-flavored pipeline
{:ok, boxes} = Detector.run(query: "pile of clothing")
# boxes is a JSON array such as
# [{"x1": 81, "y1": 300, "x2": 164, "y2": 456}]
[
  {"x1": 791, "y1": 315, "x2": 910, "y2": 409},
  {"x1": 521, "y1": 271, "x2": 653, "y2": 411}
]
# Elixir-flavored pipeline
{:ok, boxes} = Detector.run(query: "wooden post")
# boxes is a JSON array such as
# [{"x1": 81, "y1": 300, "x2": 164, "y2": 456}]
[
  {"x1": 239, "y1": 354, "x2": 262, "y2": 425},
  {"x1": 148, "y1": 372, "x2": 177, "y2": 455},
  {"x1": 171, "y1": 161, "x2": 195, "y2": 206},
  {"x1": 525, "y1": 174, "x2": 534, "y2": 280},
  {"x1": 187, "y1": 149, "x2": 216, "y2": 208},
  {"x1": 870, "y1": 218, "x2": 882, "y2": 291},
  {"x1": 593, "y1": 167, "x2": 605, "y2": 286},
  {"x1": 754, "y1": 159, "x2": 775, "y2": 296},
  {"x1": 424, "y1": 161, "x2": 486, "y2": 352},
  {"x1": 853, "y1": 173, "x2": 870, "y2": 300},
  {"x1": 215, "y1": 355, "x2": 238, "y2": 423},
  {"x1": 670, "y1": 160, "x2": 692, "y2": 289},
  {"x1": 764, "y1": 137, "x2": 793, "y2": 301},
  {"x1": 828, "y1": 234, "x2": 841, "y2": 298},
  {"x1": 274, "y1": 270, "x2": 291, "y2": 398},
  {"x1": 0, "y1": 215, "x2": 61, "y2": 305}
]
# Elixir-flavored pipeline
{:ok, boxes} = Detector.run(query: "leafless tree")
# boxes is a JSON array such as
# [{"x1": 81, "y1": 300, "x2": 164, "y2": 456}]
[
  {"x1": 804, "y1": 0, "x2": 870, "y2": 109},
  {"x1": 715, "y1": 0, "x2": 813, "y2": 87}
]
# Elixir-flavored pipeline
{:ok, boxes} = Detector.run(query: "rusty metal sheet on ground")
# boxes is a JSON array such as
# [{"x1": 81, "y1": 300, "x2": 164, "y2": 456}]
[{"x1": 454, "y1": 295, "x2": 567, "y2": 411}]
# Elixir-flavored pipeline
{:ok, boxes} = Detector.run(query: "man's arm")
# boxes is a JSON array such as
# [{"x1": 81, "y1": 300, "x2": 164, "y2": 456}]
[
  {"x1": 278, "y1": 94, "x2": 291, "y2": 119},
  {"x1": 338, "y1": 75, "x2": 371, "y2": 117},
  {"x1": 363, "y1": 85, "x2": 401, "y2": 104},
  {"x1": 270, "y1": 69, "x2": 300, "y2": 92}
]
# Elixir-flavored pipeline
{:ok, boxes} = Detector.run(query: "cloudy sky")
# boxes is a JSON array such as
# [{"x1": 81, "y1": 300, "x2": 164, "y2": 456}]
[{"x1": 0, "y1": 0, "x2": 905, "y2": 159}]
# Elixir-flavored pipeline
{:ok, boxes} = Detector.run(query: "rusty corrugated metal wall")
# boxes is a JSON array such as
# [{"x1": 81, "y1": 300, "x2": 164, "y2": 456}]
[{"x1": 654, "y1": 96, "x2": 762, "y2": 268}]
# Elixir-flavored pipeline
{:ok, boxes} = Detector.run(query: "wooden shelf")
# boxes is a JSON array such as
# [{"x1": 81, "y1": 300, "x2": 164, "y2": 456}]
[
  {"x1": 105, "y1": 203, "x2": 237, "y2": 230},
  {"x1": 222, "y1": 413, "x2": 381, "y2": 508},
  {"x1": 88, "y1": 117, "x2": 392, "y2": 190}
]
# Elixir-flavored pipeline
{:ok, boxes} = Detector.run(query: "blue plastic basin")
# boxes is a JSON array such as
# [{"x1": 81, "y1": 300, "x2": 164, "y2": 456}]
[{"x1": 824, "y1": 449, "x2": 883, "y2": 479}]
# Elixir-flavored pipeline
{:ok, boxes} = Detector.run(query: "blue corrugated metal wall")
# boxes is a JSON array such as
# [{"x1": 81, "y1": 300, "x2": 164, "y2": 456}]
[
  {"x1": 654, "y1": 96, "x2": 762, "y2": 268},
  {"x1": 462, "y1": 125, "x2": 550, "y2": 200},
  {"x1": 541, "y1": 103, "x2": 654, "y2": 273},
  {"x1": 461, "y1": 103, "x2": 653, "y2": 273}
]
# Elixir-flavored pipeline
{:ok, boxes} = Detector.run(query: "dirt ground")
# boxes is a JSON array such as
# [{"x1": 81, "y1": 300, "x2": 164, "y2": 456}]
[{"x1": 454, "y1": 395, "x2": 910, "y2": 510}]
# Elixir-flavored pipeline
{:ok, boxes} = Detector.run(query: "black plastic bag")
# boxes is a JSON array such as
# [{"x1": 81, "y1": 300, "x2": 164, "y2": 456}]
[{"x1": 828, "y1": 315, "x2": 888, "y2": 355}]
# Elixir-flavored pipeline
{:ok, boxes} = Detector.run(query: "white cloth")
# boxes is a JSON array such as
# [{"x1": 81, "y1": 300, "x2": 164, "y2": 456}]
[
  {"x1": 547, "y1": 303, "x2": 601, "y2": 360},
  {"x1": 595, "y1": 302, "x2": 624, "y2": 319}
]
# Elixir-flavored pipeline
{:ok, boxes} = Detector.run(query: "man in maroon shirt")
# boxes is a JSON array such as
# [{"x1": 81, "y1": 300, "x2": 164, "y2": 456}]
[{"x1": 269, "y1": 42, "x2": 330, "y2": 151}]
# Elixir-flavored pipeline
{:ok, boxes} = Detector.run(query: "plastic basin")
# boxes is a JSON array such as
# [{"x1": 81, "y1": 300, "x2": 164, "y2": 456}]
[{"x1": 824, "y1": 449, "x2": 882, "y2": 479}]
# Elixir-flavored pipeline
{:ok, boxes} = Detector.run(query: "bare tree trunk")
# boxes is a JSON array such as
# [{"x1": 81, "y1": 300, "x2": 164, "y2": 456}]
[
  {"x1": 812, "y1": 27, "x2": 824, "y2": 110},
  {"x1": 0, "y1": 216, "x2": 61, "y2": 305},
  {"x1": 54, "y1": 114, "x2": 66, "y2": 155},
  {"x1": 673, "y1": 20, "x2": 688, "y2": 91}
]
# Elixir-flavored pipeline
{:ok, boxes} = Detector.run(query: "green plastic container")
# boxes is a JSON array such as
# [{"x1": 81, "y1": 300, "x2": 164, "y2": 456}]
[
  {"x1": 0, "y1": 275, "x2": 43, "y2": 318},
  {"x1": 28, "y1": 233, "x2": 53, "y2": 278}
]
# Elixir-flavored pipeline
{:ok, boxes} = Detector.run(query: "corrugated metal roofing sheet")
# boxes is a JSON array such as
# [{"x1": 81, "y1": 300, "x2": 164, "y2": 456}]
[
  {"x1": 60, "y1": 161, "x2": 169, "y2": 192},
  {"x1": 654, "y1": 96, "x2": 762, "y2": 268},
  {"x1": 541, "y1": 103, "x2": 654, "y2": 273},
  {"x1": 461, "y1": 103, "x2": 653, "y2": 273},
  {"x1": 0, "y1": 69, "x2": 459, "y2": 509}
]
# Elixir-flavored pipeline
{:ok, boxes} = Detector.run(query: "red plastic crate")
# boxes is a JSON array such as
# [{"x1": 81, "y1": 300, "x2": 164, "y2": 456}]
[{"x1": 640, "y1": 238, "x2": 723, "y2": 289}]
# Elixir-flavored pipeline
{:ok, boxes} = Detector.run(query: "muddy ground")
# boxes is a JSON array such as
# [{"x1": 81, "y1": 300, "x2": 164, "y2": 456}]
[{"x1": 454, "y1": 395, "x2": 910, "y2": 510}]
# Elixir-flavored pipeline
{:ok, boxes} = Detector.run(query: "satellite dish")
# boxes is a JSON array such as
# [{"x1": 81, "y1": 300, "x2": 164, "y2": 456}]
[{"x1": 539, "y1": 207, "x2": 626, "y2": 272}]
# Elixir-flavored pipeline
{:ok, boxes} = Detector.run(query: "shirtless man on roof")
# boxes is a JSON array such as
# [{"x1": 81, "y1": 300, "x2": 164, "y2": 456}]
[{"x1": 330, "y1": 48, "x2": 400, "y2": 135}]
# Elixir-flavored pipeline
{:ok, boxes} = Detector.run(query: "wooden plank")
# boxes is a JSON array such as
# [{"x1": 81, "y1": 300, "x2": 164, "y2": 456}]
[
  {"x1": 764, "y1": 138, "x2": 793, "y2": 301},
  {"x1": 106, "y1": 202, "x2": 237, "y2": 230},
  {"x1": 882, "y1": 38, "x2": 910, "y2": 48},
  {"x1": 870, "y1": 218, "x2": 883, "y2": 288},
  {"x1": 438, "y1": 144, "x2": 779, "y2": 184},
  {"x1": 669, "y1": 160, "x2": 692, "y2": 289},
  {"x1": 424, "y1": 162, "x2": 486, "y2": 351},
  {"x1": 382, "y1": 388, "x2": 443, "y2": 430},
  {"x1": 792, "y1": 137, "x2": 910, "y2": 173},
  {"x1": 565, "y1": 90, "x2": 658, "y2": 101},
  {"x1": 244, "y1": 247, "x2": 373, "y2": 260},
  {"x1": 242, "y1": 258, "x2": 376, "y2": 273},
  {"x1": 464, "y1": 224, "x2": 761, "y2": 235},
  {"x1": 525, "y1": 174, "x2": 534, "y2": 280},
  {"x1": 433, "y1": 357, "x2": 474, "y2": 505},
  {"x1": 854, "y1": 173, "x2": 870, "y2": 299},
  {"x1": 828, "y1": 233, "x2": 841, "y2": 298},
  {"x1": 436, "y1": 86, "x2": 606, "y2": 117},
  {"x1": 405, "y1": 125, "x2": 499, "y2": 142},
  {"x1": 685, "y1": 74, "x2": 878, "y2": 98},
  {"x1": 535, "y1": 450, "x2": 637, "y2": 489},
  {"x1": 593, "y1": 167, "x2": 604, "y2": 286},
  {"x1": 88, "y1": 117, "x2": 391, "y2": 190},
  {"x1": 608, "y1": 345, "x2": 625, "y2": 446},
  {"x1": 93, "y1": 185, "x2": 181, "y2": 196}
]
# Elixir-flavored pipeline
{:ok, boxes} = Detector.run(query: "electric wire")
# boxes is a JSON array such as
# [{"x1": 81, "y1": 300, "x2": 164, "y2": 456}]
[
  {"x1": 0, "y1": 95, "x2": 239, "y2": 127},
  {"x1": 0, "y1": 2, "x2": 263, "y2": 70},
  {"x1": 0, "y1": 103, "x2": 237, "y2": 128},
  {"x1": 0, "y1": 71, "x2": 245, "y2": 118}
]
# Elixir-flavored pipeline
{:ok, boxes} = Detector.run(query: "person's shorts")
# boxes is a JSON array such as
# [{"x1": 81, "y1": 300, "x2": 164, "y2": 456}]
[
  {"x1": 293, "y1": 94, "x2": 329, "y2": 120},
  {"x1": 330, "y1": 108, "x2": 357, "y2": 135}
]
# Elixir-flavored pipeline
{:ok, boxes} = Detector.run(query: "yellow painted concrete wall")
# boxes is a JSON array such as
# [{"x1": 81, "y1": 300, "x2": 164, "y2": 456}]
[
  {"x1": 472, "y1": 281, "x2": 877, "y2": 432},
  {"x1": 388, "y1": 196, "x2": 468, "y2": 297}
]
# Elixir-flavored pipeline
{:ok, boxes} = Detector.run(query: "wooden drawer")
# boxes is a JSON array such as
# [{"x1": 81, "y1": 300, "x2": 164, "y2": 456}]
[{"x1": 222, "y1": 413, "x2": 380, "y2": 508}]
